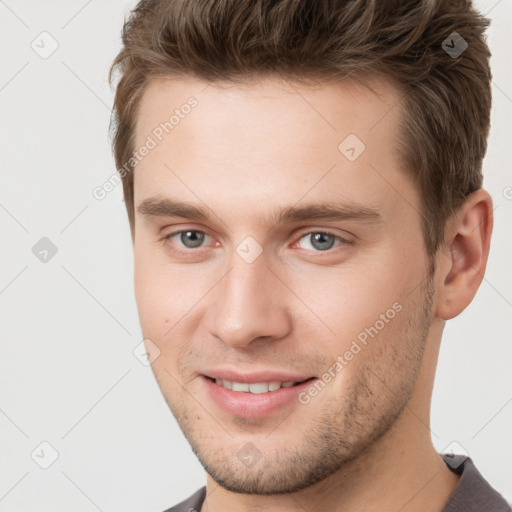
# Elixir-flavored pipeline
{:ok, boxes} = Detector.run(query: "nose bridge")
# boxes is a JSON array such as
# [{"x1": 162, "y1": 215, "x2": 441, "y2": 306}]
[{"x1": 209, "y1": 248, "x2": 290, "y2": 347}]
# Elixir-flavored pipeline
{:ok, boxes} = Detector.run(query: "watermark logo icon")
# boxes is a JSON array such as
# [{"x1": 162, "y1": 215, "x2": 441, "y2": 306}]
[
  {"x1": 442, "y1": 440, "x2": 469, "y2": 469},
  {"x1": 237, "y1": 442, "x2": 263, "y2": 468},
  {"x1": 236, "y1": 236, "x2": 263, "y2": 264},
  {"x1": 31, "y1": 31, "x2": 59, "y2": 59},
  {"x1": 338, "y1": 134, "x2": 366, "y2": 161},
  {"x1": 32, "y1": 237, "x2": 58, "y2": 263},
  {"x1": 442, "y1": 32, "x2": 468, "y2": 59},
  {"x1": 133, "y1": 338, "x2": 161, "y2": 366},
  {"x1": 31, "y1": 441, "x2": 59, "y2": 469}
]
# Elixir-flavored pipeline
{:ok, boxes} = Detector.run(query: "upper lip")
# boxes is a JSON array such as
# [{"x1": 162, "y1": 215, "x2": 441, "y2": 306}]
[{"x1": 202, "y1": 368, "x2": 315, "y2": 384}]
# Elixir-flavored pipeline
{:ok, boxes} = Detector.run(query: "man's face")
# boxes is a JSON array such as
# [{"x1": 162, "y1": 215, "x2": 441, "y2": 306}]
[{"x1": 132, "y1": 75, "x2": 435, "y2": 493}]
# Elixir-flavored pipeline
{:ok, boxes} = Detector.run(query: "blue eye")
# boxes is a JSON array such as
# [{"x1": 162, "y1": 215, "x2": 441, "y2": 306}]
[
  {"x1": 162, "y1": 229, "x2": 350, "y2": 255},
  {"x1": 297, "y1": 231, "x2": 347, "y2": 252},
  {"x1": 165, "y1": 230, "x2": 209, "y2": 249}
]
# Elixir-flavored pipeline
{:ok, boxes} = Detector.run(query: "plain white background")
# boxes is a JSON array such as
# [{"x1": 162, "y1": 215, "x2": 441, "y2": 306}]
[{"x1": 0, "y1": 1, "x2": 511, "y2": 510}]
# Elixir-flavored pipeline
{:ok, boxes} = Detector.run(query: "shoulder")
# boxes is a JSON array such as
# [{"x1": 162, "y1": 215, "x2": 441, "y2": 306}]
[
  {"x1": 442, "y1": 455, "x2": 511, "y2": 512},
  {"x1": 160, "y1": 487, "x2": 206, "y2": 512}
]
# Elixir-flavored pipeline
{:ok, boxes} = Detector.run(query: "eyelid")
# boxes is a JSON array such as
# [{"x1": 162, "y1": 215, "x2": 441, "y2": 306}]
[
  {"x1": 294, "y1": 228, "x2": 353, "y2": 242},
  {"x1": 292, "y1": 229, "x2": 353, "y2": 252},
  {"x1": 161, "y1": 228, "x2": 213, "y2": 249},
  {"x1": 161, "y1": 227, "x2": 352, "y2": 254}
]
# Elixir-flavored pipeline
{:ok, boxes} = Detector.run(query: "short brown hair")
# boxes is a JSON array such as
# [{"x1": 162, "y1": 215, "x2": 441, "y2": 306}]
[{"x1": 109, "y1": 0, "x2": 491, "y2": 255}]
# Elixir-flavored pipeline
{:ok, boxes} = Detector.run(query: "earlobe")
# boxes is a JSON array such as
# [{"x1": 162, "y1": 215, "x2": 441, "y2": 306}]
[{"x1": 435, "y1": 189, "x2": 493, "y2": 320}]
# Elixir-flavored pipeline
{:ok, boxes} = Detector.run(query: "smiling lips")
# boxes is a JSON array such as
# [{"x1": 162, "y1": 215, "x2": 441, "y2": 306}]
[
  {"x1": 203, "y1": 368, "x2": 314, "y2": 392},
  {"x1": 211, "y1": 377, "x2": 303, "y2": 394},
  {"x1": 202, "y1": 373, "x2": 317, "y2": 418},
  {"x1": 200, "y1": 369, "x2": 317, "y2": 417}
]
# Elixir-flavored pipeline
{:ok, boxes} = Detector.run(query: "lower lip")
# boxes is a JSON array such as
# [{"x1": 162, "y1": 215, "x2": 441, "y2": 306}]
[{"x1": 201, "y1": 376, "x2": 317, "y2": 418}]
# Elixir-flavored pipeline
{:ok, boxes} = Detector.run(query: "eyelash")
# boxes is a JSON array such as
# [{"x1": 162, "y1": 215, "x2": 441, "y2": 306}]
[{"x1": 160, "y1": 229, "x2": 352, "y2": 256}]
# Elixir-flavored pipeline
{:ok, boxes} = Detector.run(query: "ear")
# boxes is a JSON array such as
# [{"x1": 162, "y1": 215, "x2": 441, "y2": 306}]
[{"x1": 435, "y1": 189, "x2": 493, "y2": 320}]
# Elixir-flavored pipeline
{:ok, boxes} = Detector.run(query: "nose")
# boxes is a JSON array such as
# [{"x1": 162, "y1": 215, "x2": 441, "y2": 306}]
[{"x1": 207, "y1": 251, "x2": 292, "y2": 349}]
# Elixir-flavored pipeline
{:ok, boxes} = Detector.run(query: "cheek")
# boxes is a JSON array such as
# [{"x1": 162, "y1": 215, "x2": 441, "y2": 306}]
[
  {"x1": 134, "y1": 245, "x2": 174, "y2": 336},
  {"x1": 134, "y1": 259, "x2": 197, "y2": 381},
  {"x1": 134, "y1": 246, "x2": 209, "y2": 341},
  {"x1": 288, "y1": 258, "x2": 410, "y2": 353}
]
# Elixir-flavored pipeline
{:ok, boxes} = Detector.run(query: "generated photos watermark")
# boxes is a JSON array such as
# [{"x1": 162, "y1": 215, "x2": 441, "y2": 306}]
[
  {"x1": 298, "y1": 301, "x2": 403, "y2": 405},
  {"x1": 93, "y1": 96, "x2": 198, "y2": 200}
]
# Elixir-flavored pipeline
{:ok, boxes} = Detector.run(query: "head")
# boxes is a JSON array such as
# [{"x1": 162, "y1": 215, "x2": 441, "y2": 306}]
[{"x1": 109, "y1": 0, "x2": 493, "y2": 495}]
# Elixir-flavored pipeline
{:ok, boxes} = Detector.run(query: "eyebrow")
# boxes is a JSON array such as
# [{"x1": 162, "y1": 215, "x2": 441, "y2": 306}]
[{"x1": 136, "y1": 196, "x2": 382, "y2": 225}]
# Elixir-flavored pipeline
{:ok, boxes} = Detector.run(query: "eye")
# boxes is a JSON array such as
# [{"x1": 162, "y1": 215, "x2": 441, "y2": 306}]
[
  {"x1": 296, "y1": 231, "x2": 349, "y2": 252},
  {"x1": 161, "y1": 229, "x2": 351, "y2": 255},
  {"x1": 163, "y1": 230, "x2": 211, "y2": 250}
]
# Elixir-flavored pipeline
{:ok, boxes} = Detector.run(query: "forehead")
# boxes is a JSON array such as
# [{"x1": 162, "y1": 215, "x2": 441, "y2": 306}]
[
  {"x1": 134, "y1": 74, "x2": 401, "y2": 149},
  {"x1": 132, "y1": 74, "x2": 416, "y2": 225}
]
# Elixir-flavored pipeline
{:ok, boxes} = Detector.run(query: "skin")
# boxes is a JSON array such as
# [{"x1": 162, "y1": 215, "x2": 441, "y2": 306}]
[{"x1": 131, "y1": 75, "x2": 493, "y2": 512}]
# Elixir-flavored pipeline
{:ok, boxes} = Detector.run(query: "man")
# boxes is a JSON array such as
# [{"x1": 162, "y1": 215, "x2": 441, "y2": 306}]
[{"x1": 109, "y1": 0, "x2": 511, "y2": 510}]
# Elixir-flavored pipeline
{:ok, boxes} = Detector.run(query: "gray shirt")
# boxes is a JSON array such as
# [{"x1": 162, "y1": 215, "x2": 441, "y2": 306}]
[{"x1": 162, "y1": 455, "x2": 511, "y2": 511}]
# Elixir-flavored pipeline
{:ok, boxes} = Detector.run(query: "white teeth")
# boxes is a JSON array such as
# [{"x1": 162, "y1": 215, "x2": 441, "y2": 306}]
[
  {"x1": 249, "y1": 382, "x2": 269, "y2": 394},
  {"x1": 268, "y1": 381, "x2": 281, "y2": 391},
  {"x1": 232, "y1": 382, "x2": 250, "y2": 392},
  {"x1": 213, "y1": 378, "x2": 298, "y2": 393}
]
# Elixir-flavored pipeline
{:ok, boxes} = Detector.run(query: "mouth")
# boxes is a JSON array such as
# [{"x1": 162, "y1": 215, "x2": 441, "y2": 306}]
[
  {"x1": 201, "y1": 374, "x2": 318, "y2": 418},
  {"x1": 205, "y1": 376, "x2": 315, "y2": 394}
]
